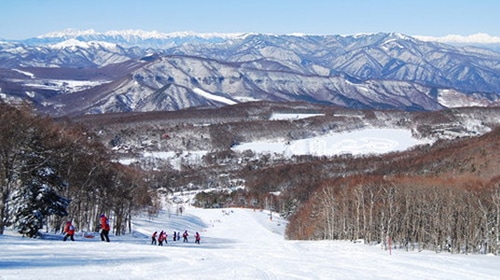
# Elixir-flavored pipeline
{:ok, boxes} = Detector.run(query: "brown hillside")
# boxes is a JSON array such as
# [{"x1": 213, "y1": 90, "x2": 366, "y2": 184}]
[{"x1": 376, "y1": 126, "x2": 500, "y2": 180}]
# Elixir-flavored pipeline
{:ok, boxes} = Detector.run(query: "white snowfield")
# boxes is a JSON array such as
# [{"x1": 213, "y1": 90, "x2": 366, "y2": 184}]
[
  {"x1": 1, "y1": 206, "x2": 500, "y2": 280},
  {"x1": 232, "y1": 128, "x2": 428, "y2": 156}
]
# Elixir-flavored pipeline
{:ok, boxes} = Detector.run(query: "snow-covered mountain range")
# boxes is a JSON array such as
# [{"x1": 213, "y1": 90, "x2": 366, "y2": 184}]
[
  {"x1": 25, "y1": 29, "x2": 249, "y2": 48},
  {"x1": 1, "y1": 30, "x2": 499, "y2": 116}
]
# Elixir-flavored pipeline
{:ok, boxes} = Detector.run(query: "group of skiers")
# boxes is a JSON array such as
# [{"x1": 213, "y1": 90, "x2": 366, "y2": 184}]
[
  {"x1": 151, "y1": 231, "x2": 168, "y2": 246},
  {"x1": 63, "y1": 214, "x2": 203, "y2": 246},
  {"x1": 151, "y1": 230, "x2": 201, "y2": 245},
  {"x1": 62, "y1": 214, "x2": 111, "y2": 242}
]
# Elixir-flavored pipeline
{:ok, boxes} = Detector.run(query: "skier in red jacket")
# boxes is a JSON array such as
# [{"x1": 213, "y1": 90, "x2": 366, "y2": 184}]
[
  {"x1": 100, "y1": 214, "x2": 110, "y2": 242},
  {"x1": 195, "y1": 232, "x2": 201, "y2": 244},
  {"x1": 158, "y1": 231, "x2": 168, "y2": 246},
  {"x1": 63, "y1": 221, "x2": 75, "y2": 241}
]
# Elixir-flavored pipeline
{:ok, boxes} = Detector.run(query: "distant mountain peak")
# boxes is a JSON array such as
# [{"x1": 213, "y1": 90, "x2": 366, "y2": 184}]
[
  {"x1": 28, "y1": 29, "x2": 254, "y2": 48},
  {"x1": 37, "y1": 29, "x2": 251, "y2": 41},
  {"x1": 48, "y1": 38, "x2": 119, "y2": 49}
]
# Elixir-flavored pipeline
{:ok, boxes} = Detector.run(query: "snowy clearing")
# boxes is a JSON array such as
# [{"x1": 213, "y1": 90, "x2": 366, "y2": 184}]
[
  {"x1": 269, "y1": 113, "x2": 324, "y2": 120},
  {"x1": 118, "y1": 128, "x2": 431, "y2": 168},
  {"x1": 193, "y1": 88, "x2": 236, "y2": 105},
  {"x1": 12, "y1": 69, "x2": 35, "y2": 78},
  {"x1": 232, "y1": 128, "x2": 429, "y2": 156},
  {"x1": 10, "y1": 79, "x2": 112, "y2": 94},
  {"x1": 1, "y1": 206, "x2": 499, "y2": 280}
]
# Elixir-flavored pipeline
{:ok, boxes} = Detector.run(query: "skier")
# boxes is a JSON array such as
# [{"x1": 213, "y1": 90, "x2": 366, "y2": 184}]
[
  {"x1": 162, "y1": 231, "x2": 168, "y2": 245},
  {"x1": 63, "y1": 221, "x2": 75, "y2": 241},
  {"x1": 195, "y1": 232, "x2": 201, "y2": 244},
  {"x1": 173, "y1": 231, "x2": 177, "y2": 241},
  {"x1": 151, "y1": 231, "x2": 158, "y2": 245},
  {"x1": 100, "y1": 214, "x2": 110, "y2": 242},
  {"x1": 158, "y1": 231, "x2": 164, "y2": 246},
  {"x1": 158, "y1": 231, "x2": 167, "y2": 246},
  {"x1": 182, "y1": 230, "x2": 189, "y2": 242}
]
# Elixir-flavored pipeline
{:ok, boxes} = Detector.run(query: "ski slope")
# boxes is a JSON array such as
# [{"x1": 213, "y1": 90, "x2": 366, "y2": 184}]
[{"x1": 1, "y1": 205, "x2": 500, "y2": 279}]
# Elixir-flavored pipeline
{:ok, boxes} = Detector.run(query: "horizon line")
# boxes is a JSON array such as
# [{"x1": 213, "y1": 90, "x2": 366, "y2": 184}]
[{"x1": 3, "y1": 29, "x2": 500, "y2": 45}]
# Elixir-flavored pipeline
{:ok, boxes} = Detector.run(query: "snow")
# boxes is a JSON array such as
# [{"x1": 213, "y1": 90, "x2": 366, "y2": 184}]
[
  {"x1": 118, "y1": 128, "x2": 430, "y2": 169},
  {"x1": 12, "y1": 69, "x2": 35, "y2": 78},
  {"x1": 49, "y1": 39, "x2": 118, "y2": 50},
  {"x1": 1, "y1": 204, "x2": 500, "y2": 279},
  {"x1": 192, "y1": 88, "x2": 237, "y2": 105},
  {"x1": 50, "y1": 38, "x2": 94, "y2": 49},
  {"x1": 233, "y1": 96, "x2": 262, "y2": 102},
  {"x1": 41, "y1": 125, "x2": 495, "y2": 279},
  {"x1": 39, "y1": 29, "x2": 251, "y2": 41},
  {"x1": 119, "y1": 151, "x2": 206, "y2": 170},
  {"x1": 437, "y1": 89, "x2": 494, "y2": 108},
  {"x1": 20, "y1": 79, "x2": 111, "y2": 94},
  {"x1": 232, "y1": 128, "x2": 429, "y2": 156},
  {"x1": 269, "y1": 113, "x2": 324, "y2": 120}
]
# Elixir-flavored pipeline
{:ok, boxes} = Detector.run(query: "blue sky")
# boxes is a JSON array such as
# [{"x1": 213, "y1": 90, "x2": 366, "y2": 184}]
[{"x1": 1, "y1": 0, "x2": 499, "y2": 39}]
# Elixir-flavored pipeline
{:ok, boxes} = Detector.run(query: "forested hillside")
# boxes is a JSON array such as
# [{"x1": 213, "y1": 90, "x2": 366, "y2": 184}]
[
  {"x1": 284, "y1": 128, "x2": 500, "y2": 255},
  {"x1": 0, "y1": 102, "x2": 157, "y2": 237},
  {"x1": 2, "y1": 100, "x2": 500, "y2": 255}
]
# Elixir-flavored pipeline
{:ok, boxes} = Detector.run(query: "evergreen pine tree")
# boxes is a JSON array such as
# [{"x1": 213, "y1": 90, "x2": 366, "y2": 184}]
[
  {"x1": 10, "y1": 166, "x2": 70, "y2": 237},
  {"x1": 8, "y1": 123, "x2": 70, "y2": 238}
]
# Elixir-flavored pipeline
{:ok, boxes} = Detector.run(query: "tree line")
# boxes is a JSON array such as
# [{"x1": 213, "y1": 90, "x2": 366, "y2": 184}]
[
  {"x1": 224, "y1": 125, "x2": 500, "y2": 255},
  {"x1": 0, "y1": 102, "x2": 158, "y2": 237},
  {"x1": 285, "y1": 174, "x2": 500, "y2": 255}
]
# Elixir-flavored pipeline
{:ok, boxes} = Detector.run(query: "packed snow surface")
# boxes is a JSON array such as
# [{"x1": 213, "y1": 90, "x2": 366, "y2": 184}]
[{"x1": 1, "y1": 205, "x2": 499, "y2": 279}]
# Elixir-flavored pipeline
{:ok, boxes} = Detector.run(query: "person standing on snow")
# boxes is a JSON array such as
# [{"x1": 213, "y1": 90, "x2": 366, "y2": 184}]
[
  {"x1": 162, "y1": 231, "x2": 168, "y2": 245},
  {"x1": 100, "y1": 214, "x2": 110, "y2": 242},
  {"x1": 158, "y1": 231, "x2": 168, "y2": 246},
  {"x1": 63, "y1": 221, "x2": 75, "y2": 241},
  {"x1": 182, "y1": 230, "x2": 189, "y2": 242},
  {"x1": 158, "y1": 231, "x2": 164, "y2": 246},
  {"x1": 151, "y1": 231, "x2": 158, "y2": 245},
  {"x1": 195, "y1": 232, "x2": 201, "y2": 244},
  {"x1": 173, "y1": 231, "x2": 177, "y2": 241}
]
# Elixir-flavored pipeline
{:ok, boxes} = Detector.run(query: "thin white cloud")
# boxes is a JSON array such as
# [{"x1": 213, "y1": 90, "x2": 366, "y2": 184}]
[{"x1": 414, "y1": 33, "x2": 500, "y2": 44}]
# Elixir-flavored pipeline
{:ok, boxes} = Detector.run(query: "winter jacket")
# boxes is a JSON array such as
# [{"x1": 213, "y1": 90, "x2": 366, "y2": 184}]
[
  {"x1": 68, "y1": 225, "x2": 75, "y2": 235},
  {"x1": 158, "y1": 232, "x2": 167, "y2": 242},
  {"x1": 64, "y1": 222, "x2": 75, "y2": 235},
  {"x1": 100, "y1": 216, "x2": 110, "y2": 231}
]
